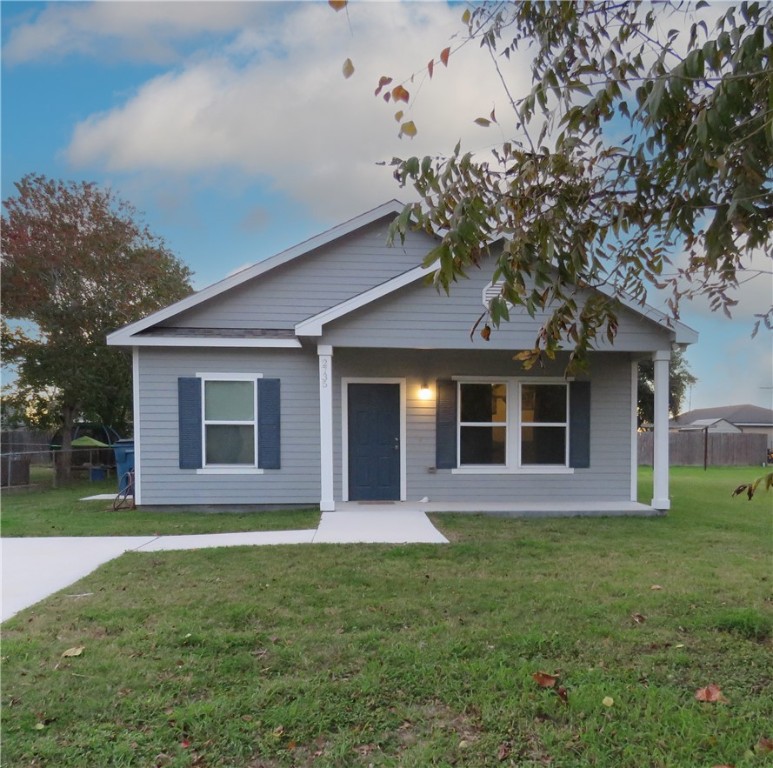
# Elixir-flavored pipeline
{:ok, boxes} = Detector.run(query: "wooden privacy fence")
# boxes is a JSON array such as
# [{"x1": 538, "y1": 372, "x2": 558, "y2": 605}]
[{"x1": 638, "y1": 431, "x2": 768, "y2": 467}]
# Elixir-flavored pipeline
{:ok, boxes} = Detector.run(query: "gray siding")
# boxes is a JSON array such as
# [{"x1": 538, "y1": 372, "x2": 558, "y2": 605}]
[
  {"x1": 164, "y1": 223, "x2": 437, "y2": 330},
  {"x1": 333, "y1": 349, "x2": 634, "y2": 504},
  {"x1": 321, "y1": 266, "x2": 672, "y2": 352},
  {"x1": 137, "y1": 347, "x2": 320, "y2": 505}
]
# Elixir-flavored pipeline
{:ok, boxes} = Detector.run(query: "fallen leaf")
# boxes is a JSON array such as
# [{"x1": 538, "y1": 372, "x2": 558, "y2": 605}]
[
  {"x1": 497, "y1": 742, "x2": 512, "y2": 760},
  {"x1": 602, "y1": 696, "x2": 614, "y2": 707},
  {"x1": 650, "y1": 584, "x2": 663, "y2": 590},
  {"x1": 556, "y1": 686, "x2": 569, "y2": 704},
  {"x1": 61, "y1": 646, "x2": 84, "y2": 658},
  {"x1": 180, "y1": 740, "x2": 190, "y2": 749},
  {"x1": 342, "y1": 58, "x2": 355, "y2": 79},
  {"x1": 34, "y1": 722, "x2": 46, "y2": 730},
  {"x1": 532, "y1": 671, "x2": 559, "y2": 688},
  {"x1": 695, "y1": 684, "x2": 728, "y2": 703},
  {"x1": 631, "y1": 613, "x2": 646, "y2": 624},
  {"x1": 755, "y1": 737, "x2": 773, "y2": 753}
]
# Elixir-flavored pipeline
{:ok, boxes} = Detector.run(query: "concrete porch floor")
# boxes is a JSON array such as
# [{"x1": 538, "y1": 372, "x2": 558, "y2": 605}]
[{"x1": 335, "y1": 500, "x2": 663, "y2": 517}]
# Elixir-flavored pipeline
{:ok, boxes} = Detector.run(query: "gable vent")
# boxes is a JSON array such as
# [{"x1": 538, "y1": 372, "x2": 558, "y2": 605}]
[{"x1": 482, "y1": 280, "x2": 513, "y2": 311}]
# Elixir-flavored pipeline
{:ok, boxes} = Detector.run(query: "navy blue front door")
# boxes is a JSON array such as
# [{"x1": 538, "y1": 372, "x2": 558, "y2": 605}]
[{"x1": 348, "y1": 383, "x2": 400, "y2": 500}]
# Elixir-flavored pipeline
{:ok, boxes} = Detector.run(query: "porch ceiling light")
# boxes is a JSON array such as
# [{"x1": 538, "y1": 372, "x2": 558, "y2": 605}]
[{"x1": 419, "y1": 383, "x2": 432, "y2": 400}]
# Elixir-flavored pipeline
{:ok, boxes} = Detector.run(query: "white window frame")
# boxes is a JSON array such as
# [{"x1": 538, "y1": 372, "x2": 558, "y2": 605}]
[
  {"x1": 518, "y1": 381, "x2": 570, "y2": 469},
  {"x1": 197, "y1": 372, "x2": 264, "y2": 475},
  {"x1": 451, "y1": 376, "x2": 574, "y2": 475},
  {"x1": 457, "y1": 379, "x2": 509, "y2": 469}
]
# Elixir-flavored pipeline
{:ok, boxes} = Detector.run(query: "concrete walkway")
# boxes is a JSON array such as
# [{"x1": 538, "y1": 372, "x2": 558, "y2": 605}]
[{"x1": 1, "y1": 510, "x2": 448, "y2": 622}]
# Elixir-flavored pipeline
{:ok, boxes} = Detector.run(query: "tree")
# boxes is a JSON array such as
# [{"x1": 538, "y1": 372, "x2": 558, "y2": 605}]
[
  {"x1": 340, "y1": 0, "x2": 772, "y2": 369},
  {"x1": 1, "y1": 174, "x2": 193, "y2": 482},
  {"x1": 637, "y1": 347, "x2": 697, "y2": 427}
]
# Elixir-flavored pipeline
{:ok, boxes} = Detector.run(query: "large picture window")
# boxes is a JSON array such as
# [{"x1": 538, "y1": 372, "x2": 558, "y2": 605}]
[
  {"x1": 520, "y1": 384, "x2": 568, "y2": 465},
  {"x1": 203, "y1": 379, "x2": 257, "y2": 465},
  {"x1": 458, "y1": 382, "x2": 507, "y2": 465}
]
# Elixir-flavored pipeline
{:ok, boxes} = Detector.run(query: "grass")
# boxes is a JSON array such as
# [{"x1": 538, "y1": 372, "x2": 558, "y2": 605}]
[
  {"x1": 1, "y1": 467, "x2": 772, "y2": 767},
  {"x1": 1, "y1": 470, "x2": 319, "y2": 537}
]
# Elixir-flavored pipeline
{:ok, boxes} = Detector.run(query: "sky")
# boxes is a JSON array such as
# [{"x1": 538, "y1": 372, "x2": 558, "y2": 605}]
[{"x1": 2, "y1": 0, "x2": 771, "y2": 413}]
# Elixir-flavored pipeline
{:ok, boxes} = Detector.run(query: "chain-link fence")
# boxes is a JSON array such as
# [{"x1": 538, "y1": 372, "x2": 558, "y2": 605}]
[{"x1": 0, "y1": 448, "x2": 118, "y2": 489}]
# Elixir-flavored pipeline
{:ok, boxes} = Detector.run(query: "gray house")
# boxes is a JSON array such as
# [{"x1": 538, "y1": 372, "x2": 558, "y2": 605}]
[{"x1": 108, "y1": 201, "x2": 697, "y2": 514}]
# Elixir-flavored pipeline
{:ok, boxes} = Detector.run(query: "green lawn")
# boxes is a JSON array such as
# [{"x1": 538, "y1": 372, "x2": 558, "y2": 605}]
[
  {"x1": 1, "y1": 474, "x2": 319, "y2": 536},
  {"x1": 2, "y1": 467, "x2": 772, "y2": 767}
]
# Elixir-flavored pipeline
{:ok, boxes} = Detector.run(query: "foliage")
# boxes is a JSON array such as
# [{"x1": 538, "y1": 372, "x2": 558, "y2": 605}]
[
  {"x1": 1, "y1": 174, "x2": 193, "y2": 476},
  {"x1": 346, "y1": 1, "x2": 773, "y2": 369},
  {"x1": 638, "y1": 346, "x2": 697, "y2": 425},
  {"x1": 731, "y1": 470, "x2": 773, "y2": 499},
  {"x1": 2, "y1": 467, "x2": 771, "y2": 767}
]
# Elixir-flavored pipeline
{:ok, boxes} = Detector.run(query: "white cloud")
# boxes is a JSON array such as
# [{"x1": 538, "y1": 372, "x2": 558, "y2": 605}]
[
  {"x1": 3, "y1": 1, "x2": 272, "y2": 65},
  {"x1": 61, "y1": 2, "x2": 532, "y2": 219}
]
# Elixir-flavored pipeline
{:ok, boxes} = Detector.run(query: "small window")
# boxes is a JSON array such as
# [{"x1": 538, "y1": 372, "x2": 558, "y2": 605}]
[
  {"x1": 459, "y1": 382, "x2": 507, "y2": 465},
  {"x1": 520, "y1": 384, "x2": 568, "y2": 465},
  {"x1": 203, "y1": 380, "x2": 256, "y2": 465}
]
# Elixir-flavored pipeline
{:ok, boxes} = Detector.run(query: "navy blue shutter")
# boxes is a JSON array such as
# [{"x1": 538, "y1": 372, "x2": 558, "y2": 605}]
[
  {"x1": 178, "y1": 377, "x2": 202, "y2": 469},
  {"x1": 436, "y1": 379, "x2": 458, "y2": 469},
  {"x1": 258, "y1": 378, "x2": 281, "y2": 469},
  {"x1": 569, "y1": 381, "x2": 591, "y2": 468}
]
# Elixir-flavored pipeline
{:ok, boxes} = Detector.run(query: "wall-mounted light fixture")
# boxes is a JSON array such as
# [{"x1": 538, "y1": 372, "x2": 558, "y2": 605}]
[{"x1": 418, "y1": 382, "x2": 432, "y2": 400}]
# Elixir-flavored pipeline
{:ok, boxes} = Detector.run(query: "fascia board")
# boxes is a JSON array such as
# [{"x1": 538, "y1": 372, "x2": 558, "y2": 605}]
[
  {"x1": 107, "y1": 199, "x2": 407, "y2": 345},
  {"x1": 295, "y1": 264, "x2": 434, "y2": 337},
  {"x1": 108, "y1": 336, "x2": 302, "y2": 349}
]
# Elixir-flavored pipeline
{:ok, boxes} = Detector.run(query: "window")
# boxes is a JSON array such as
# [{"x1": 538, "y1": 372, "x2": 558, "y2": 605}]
[
  {"x1": 203, "y1": 379, "x2": 257, "y2": 466},
  {"x1": 520, "y1": 384, "x2": 568, "y2": 465},
  {"x1": 458, "y1": 382, "x2": 507, "y2": 465}
]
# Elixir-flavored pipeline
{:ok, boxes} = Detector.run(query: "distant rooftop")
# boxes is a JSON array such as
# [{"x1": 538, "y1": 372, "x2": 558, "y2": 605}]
[{"x1": 671, "y1": 404, "x2": 773, "y2": 427}]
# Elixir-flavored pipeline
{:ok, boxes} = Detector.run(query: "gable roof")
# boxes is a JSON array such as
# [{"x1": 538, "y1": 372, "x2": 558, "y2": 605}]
[
  {"x1": 672, "y1": 404, "x2": 773, "y2": 427},
  {"x1": 107, "y1": 200, "x2": 406, "y2": 347},
  {"x1": 109, "y1": 199, "x2": 697, "y2": 349}
]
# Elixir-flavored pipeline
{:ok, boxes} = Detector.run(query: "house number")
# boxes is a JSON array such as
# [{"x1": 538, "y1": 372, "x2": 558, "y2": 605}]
[{"x1": 320, "y1": 357, "x2": 329, "y2": 389}]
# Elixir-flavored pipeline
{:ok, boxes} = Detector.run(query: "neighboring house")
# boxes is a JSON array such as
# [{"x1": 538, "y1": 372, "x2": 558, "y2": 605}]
[
  {"x1": 676, "y1": 418, "x2": 742, "y2": 434},
  {"x1": 671, "y1": 405, "x2": 773, "y2": 448},
  {"x1": 108, "y1": 201, "x2": 697, "y2": 514}
]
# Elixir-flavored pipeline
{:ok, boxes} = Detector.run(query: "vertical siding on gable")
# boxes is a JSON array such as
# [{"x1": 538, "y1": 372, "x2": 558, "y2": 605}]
[
  {"x1": 334, "y1": 348, "x2": 634, "y2": 504},
  {"x1": 137, "y1": 348, "x2": 320, "y2": 505},
  {"x1": 163, "y1": 223, "x2": 438, "y2": 330}
]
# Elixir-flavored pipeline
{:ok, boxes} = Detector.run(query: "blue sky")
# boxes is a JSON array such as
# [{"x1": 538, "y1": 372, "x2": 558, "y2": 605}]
[{"x1": 2, "y1": 0, "x2": 771, "y2": 412}]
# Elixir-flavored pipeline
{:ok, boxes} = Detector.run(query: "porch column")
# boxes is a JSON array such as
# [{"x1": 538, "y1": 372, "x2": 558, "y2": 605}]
[
  {"x1": 318, "y1": 345, "x2": 335, "y2": 512},
  {"x1": 651, "y1": 349, "x2": 671, "y2": 511}
]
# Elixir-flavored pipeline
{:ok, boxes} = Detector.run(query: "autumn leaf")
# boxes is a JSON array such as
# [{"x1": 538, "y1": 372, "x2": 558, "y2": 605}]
[
  {"x1": 392, "y1": 85, "x2": 410, "y2": 103},
  {"x1": 556, "y1": 685, "x2": 569, "y2": 704},
  {"x1": 497, "y1": 742, "x2": 512, "y2": 760},
  {"x1": 328, "y1": 0, "x2": 347, "y2": 10},
  {"x1": 394, "y1": 110, "x2": 404, "y2": 123},
  {"x1": 462, "y1": 8, "x2": 471, "y2": 24},
  {"x1": 374, "y1": 76, "x2": 392, "y2": 97},
  {"x1": 61, "y1": 646, "x2": 84, "y2": 658},
  {"x1": 490, "y1": 107, "x2": 497, "y2": 123},
  {"x1": 474, "y1": 117, "x2": 491, "y2": 127},
  {"x1": 631, "y1": 612, "x2": 646, "y2": 624},
  {"x1": 400, "y1": 121, "x2": 418, "y2": 138},
  {"x1": 481, "y1": 324, "x2": 492, "y2": 341},
  {"x1": 731, "y1": 483, "x2": 748, "y2": 498},
  {"x1": 602, "y1": 696, "x2": 614, "y2": 707},
  {"x1": 695, "y1": 684, "x2": 728, "y2": 703},
  {"x1": 650, "y1": 584, "x2": 663, "y2": 590},
  {"x1": 532, "y1": 671, "x2": 559, "y2": 688},
  {"x1": 756, "y1": 737, "x2": 773, "y2": 753},
  {"x1": 427, "y1": 59, "x2": 434, "y2": 79},
  {"x1": 342, "y1": 58, "x2": 355, "y2": 79},
  {"x1": 440, "y1": 46, "x2": 450, "y2": 66}
]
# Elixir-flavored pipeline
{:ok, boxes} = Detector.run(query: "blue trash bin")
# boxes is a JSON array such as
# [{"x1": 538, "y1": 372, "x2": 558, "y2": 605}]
[{"x1": 113, "y1": 439, "x2": 135, "y2": 493}]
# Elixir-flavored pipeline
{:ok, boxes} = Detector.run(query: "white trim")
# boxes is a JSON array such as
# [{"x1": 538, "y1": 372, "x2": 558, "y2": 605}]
[
  {"x1": 296, "y1": 265, "x2": 434, "y2": 337},
  {"x1": 651, "y1": 350, "x2": 671, "y2": 510},
  {"x1": 107, "y1": 200, "x2": 407, "y2": 347},
  {"x1": 452, "y1": 467, "x2": 574, "y2": 475},
  {"x1": 196, "y1": 467, "x2": 264, "y2": 475},
  {"x1": 131, "y1": 347, "x2": 142, "y2": 506},
  {"x1": 318, "y1": 346, "x2": 335, "y2": 511},
  {"x1": 109, "y1": 336, "x2": 301, "y2": 348},
  {"x1": 199, "y1": 374, "x2": 261, "y2": 469},
  {"x1": 341, "y1": 378, "x2": 407, "y2": 502},
  {"x1": 630, "y1": 359, "x2": 639, "y2": 502}
]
